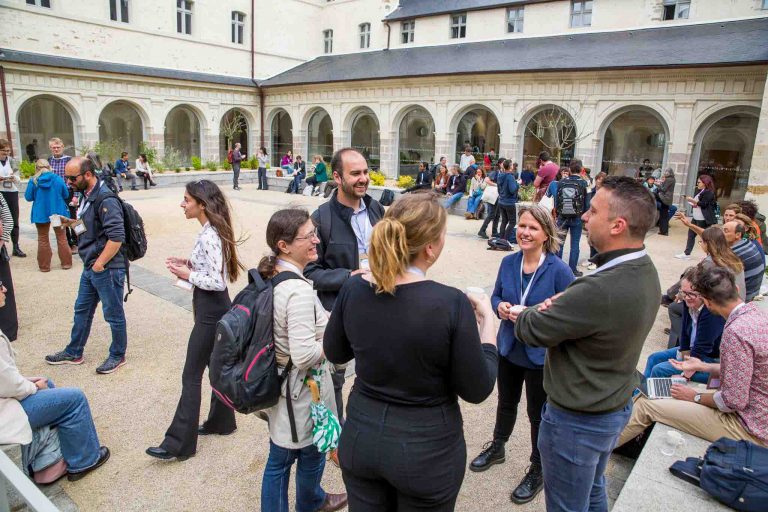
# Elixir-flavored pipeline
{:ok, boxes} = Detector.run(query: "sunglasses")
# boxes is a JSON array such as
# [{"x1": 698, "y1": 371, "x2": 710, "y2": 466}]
[{"x1": 65, "y1": 173, "x2": 83, "y2": 182}]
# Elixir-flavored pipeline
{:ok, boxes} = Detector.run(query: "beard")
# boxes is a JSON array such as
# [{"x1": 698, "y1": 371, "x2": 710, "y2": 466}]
[{"x1": 340, "y1": 179, "x2": 367, "y2": 199}]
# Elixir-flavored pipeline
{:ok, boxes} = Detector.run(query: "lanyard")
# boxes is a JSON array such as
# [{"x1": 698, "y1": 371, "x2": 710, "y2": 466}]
[
  {"x1": 590, "y1": 249, "x2": 647, "y2": 275},
  {"x1": 77, "y1": 181, "x2": 101, "y2": 218},
  {"x1": 519, "y1": 253, "x2": 545, "y2": 306},
  {"x1": 407, "y1": 266, "x2": 425, "y2": 277},
  {"x1": 276, "y1": 258, "x2": 304, "y2": 276},
  {"x1": 351, "y1": 207, "x2": 370, "y2": 254}
]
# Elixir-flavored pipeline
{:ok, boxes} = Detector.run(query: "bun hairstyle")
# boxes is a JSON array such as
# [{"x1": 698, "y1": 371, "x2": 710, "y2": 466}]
[
  {"x1": 257, "y1": 208, "x2": 310, "y2": 279},
  {"x1": 368, "y1": 192, "x2": 446, "y2": 295}
]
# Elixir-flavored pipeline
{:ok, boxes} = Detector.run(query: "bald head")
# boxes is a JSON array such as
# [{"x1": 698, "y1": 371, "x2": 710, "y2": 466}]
[
  {"x1": 65, "y1": 156, "x2": 96, "y2": 191},
  {"x1": 722, "y1": 221, "x2": 743, "y2": 245}
]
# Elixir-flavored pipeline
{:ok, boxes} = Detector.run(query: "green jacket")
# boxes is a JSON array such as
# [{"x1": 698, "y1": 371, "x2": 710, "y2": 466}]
[{"x1": 314, "y1": 162, "x2": 328, "y2": 183}]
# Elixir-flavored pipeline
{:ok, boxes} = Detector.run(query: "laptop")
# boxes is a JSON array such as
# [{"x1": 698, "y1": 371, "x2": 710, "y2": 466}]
[{"x1": 636, "y1": 371, "x2": 687, "y2": 399}]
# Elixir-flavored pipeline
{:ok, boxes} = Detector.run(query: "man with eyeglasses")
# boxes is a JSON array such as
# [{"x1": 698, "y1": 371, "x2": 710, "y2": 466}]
[
  {"x1": 44, "y1": 157, "x2": 128, "y2": 375},
  {"x1": 47, "y1": 137, "x2": 78, "y2": 253}
]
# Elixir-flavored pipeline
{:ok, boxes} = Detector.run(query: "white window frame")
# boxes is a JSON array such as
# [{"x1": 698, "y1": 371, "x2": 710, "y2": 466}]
[
  {"x1": 506, "y1": 6, "x2": 524, "y2": 33},
  {"x1": 401, "y1": 19, "x2": 415, "y2": 44},
  {"x1": 570, "y1": 0, "x2": 593, "y2": 28},
  {"x1": 110, "y1": 0, "x2": 129, "y2": 23},
  {"x1": 231, "y1": 11, "x2": 245, "y2": 44},
  {"x1": 177, "y1": 0, "x2": 193, "y2": 35},
  {"x1": 450, "y1": 12, "x2": 467, "y2": 39},
  {"x1": 26, "y1": 0, "x2": 51, "y2": 7},
  {"x1": 763, "y1": 0, "x2": 768, "y2": 10},
  {"x1": 663, "y1": 0, "x2": 690, "y2": 20},
  {"x1": 359, "y1": 23, "x2": 371, "y2": 49},
  {"x1": 323, "y1": 29, "x2": 334, "y2": 54}
]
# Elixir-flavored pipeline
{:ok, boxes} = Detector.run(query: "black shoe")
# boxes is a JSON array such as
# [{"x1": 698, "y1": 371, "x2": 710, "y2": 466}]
[
  {"x1": 661, "y1": 294, "x2": 674, "y2": 306},
  {"x1": 150, "y1": 182, "x2": 157, "y2": 187},
  {"x1": 511, "y1": 463, "x2": 544, "y2": 504},
  {"x1": 664, "y1": 327, "x2": 671, "y2": 335},
  {"x1": 469, "y1": 440, "x2": 506, "y2": 472},
  {"x1": 12, "y1": 247, "x2": 26, "y2": 257},
  {"x1": 145, "y1": 446, "x2": 190, "y2": 461},
  {"x1": 573, "y1": 270, "x2": 584, "y2": 277},
  {"x1": 68, "y1": 447, "x2": 110, "y2": 481},
  {"x1": 477, "y1": 232, "x2": 489, "y2": 240},
  {"x1": 130, "y1": 187, "x2": 139, "y2": 191},
  {"x1": 197, "y1": 425, "x2": 237, "y2": 436}
]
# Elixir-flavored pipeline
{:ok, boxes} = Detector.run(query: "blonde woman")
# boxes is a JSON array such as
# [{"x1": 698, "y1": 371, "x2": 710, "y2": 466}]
[
  {"x1": 324, "y1": 192, "x2": 498, "y2": 510},
  {"x1": 305, "y1": 155, "x2": 328, "y2": 196},
  {"x1": 24, "y1": 159, "x2": 72, "y2": 272}
]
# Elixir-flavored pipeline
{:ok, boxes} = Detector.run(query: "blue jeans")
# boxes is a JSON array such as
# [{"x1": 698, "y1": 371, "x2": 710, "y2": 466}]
[
  {"x1": 466, "y1": 191, "x2": 483, "y2": 214},
  {"x1": 645, "y1": 347, "x2": 713, "y2": 384},
  {"x1": 65, "y1": 268, "x2": 127, "y2": 359},
  {"x1": 281, "y1": 165, "x2": 294, "y2": 175},
  {"x1": 289, "y1": 172, "x2": 305, "y2": 193},
  {"x1": 538, "y1": 401, "x2": 632, "y2": 512},
  {"x1": 557, "y1": 217, "x2": 583, "y2": 272},
  {"x1": 258, "y1": 167, "x2": 268, "y2": 190},
  {"x1": 443, "y1": 192, "x2": 463, "y2": 209},
  {"x1": 261, "y1": 441, "x2": 327, "y2": 512},
  {"x1": 20, "y1": 380, "x2": 101, "y2": 472}
]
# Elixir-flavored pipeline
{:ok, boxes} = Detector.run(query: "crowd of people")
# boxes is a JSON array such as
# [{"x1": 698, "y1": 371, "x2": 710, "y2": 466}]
[{"x1": 1, "y1": 138, "x2": 767, "y2": 512}]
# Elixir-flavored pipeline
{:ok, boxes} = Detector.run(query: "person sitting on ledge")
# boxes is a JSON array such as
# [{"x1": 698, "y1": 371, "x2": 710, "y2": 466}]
[{"x1": 617, "y1": 265, "x2": 768, "y2": 449}]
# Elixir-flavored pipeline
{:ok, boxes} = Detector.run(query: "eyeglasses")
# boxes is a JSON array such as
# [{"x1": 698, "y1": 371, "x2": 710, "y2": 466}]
[
  {"x1": 294, "y1": 228, "x2": 319, "y2": 242},
  {"x1": 65, "y1": 173, "x2": 83, "y2": 182},
  {"x1": 679, "y1": 290, "x2": 700, "y2": 299}
]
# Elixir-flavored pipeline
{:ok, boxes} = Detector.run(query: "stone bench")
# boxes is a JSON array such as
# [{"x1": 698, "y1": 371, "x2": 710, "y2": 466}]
[{"x1": 612, "y1": 424, "x2": 730, "y2": 511}]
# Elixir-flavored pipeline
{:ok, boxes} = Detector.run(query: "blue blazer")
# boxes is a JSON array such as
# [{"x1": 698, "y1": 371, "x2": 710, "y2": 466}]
[
  {"x1": 492, "y1": 252, "x2": 575, "y2": 366},
  {"x1": 679, "y1": 305, "x2": 724, "y2": 360}
]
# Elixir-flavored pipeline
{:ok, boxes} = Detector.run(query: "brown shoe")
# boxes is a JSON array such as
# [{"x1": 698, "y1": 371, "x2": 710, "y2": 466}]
[
  {"x1": 328, "y1": 449, "x2": 339, "y2": 468},
  {"x1": 318, "y1": 492, "x2": 347, "y2": 511}
]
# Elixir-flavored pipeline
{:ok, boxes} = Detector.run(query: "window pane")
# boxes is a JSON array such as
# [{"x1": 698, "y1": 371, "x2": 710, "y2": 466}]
[
  {"x1": 120, "y1": 0, "x2": 128, "y2": 22},
  {"x1": 177, "y1": 0, "x2": 181, "y2": 7},
  {"x1": 41, "y1": 0, "x2": 50, "y2": 5},
  {"x1": 583, "y1": 12, "x2": 591, "y2": 26},
  {"x1": 460, "y1": 25, "x2": 465, "y2": 38},
  {"x1": 185, "y1": 12, "x2": 191, "y2": 34},
  {"x1": 573, "y1": 2, "x2": 582, "y2": 13},
  {"x1": 110, "y1": 0, "x2": 117, "y2": 20},
  {"x1": 518, "y1": 19, "x2": 523, "y2": 32},
  {"x1": 26, "y1": 0, "x2": 35, "y2": 4},
  {"x1": 238, "y1": 25, "x2": 243, "y2": 44},
  {"x1": 585, "y1": 1, "x2": 592, "y2": 10},
  {"x1": 678, "y1": 5, "x2": 689, "y2": 18},
  {"x1": 177, "y1": 11, "x2": 182, "y2": 32}
]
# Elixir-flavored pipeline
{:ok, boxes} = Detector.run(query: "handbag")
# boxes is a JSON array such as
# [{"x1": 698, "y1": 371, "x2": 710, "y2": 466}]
[
  {"x1": 539, "y1": 193, "x2": 555, "y2": 211},
  {"x1": 0, "y1": 245, "x2": 9, "y2": 262},
  {"x1": 481, "y1": 185, "x2": 498, "y2": 205}
]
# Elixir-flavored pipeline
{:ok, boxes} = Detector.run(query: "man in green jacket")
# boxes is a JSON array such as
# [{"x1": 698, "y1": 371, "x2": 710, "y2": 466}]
[{"x1": 514, "y1": 176, "x2": 660, "y2": 512}]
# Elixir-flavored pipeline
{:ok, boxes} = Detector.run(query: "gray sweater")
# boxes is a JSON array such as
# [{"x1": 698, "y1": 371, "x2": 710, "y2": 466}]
[{"x1": 515, "y1": 248, "x2": 660, "y2": 414}]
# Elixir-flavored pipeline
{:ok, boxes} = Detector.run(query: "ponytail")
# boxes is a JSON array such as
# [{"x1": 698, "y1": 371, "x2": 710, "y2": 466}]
[
  {"x1": 369, "y1": 218, "x2": 410, "y2": 295},
  {"x1": 257, "y1": 254, "x2": 279, "y2": 280}
]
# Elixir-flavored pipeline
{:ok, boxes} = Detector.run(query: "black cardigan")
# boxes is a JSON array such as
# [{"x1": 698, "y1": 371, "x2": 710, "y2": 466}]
[{"x1": 695, "y1": 189, "x2": 718, "y2": 226}]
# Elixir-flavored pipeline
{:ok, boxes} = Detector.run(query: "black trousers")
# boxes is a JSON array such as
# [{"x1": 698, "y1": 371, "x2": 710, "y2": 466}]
[
  {"x1": 667, "y1": 301, "x2": 684, "y2": 349},
  {"x1": 0, "y1": 191, "x2": 20, "y2": 249},
  {"x1": 658, "y1": 203, "x2": 670, "y2": 235},
  {"x1": 257, "y1": 167, "x2": 268, "y2": 190},
  {"x1": 498, "y1": 204, "x2": 517, "y2": 241},
  {"x1": 493, "y1": 357, "x2": 546, "y2": 464},
  {"x1": 332, "y1": 370, "x2": 345, "y2": 425},
  {"x1": 479, "y1": 202, "x2": 500, "y2": 237},
  {"x1": 339, "y1": 392, "x2": 466, "y2": 511},
  {"x1": 161, "y1": 288, "x2": 236, "y2": 456},
  {"x1": 232, "y1": 163, "x2": 241, "y2": 188},
  {"x1": 684, "y1": 219, "x2": 709, "y2": 255},
  {"x1": 0, "y1": 256, "x2": 18, "y2": 341}
]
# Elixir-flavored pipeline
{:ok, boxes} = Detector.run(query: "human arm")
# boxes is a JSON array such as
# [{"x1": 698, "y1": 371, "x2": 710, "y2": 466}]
[
  {"x1": 184, "y1": 229, "x2": 226, "y2": 291},
  {"x1": 0, "y1": 344, "x2": 38, "y2": 400},
  {"x1": 284, "y1": 285, "x2": 325, "y2": 370},
  {"x1": 303, "y1": 210, "x2": 356, "y2": 292},
  {"x1": 322, "y1": 282, "x2": 355, "y2": 365},
  {"x1": 24, "y1": 181, "x2": 36, "y2": 202},
  {"x1": 533, "y1": 173, "x2": 543, "y2": 189},
  {"x1": 93, "y1": 196, "x2": 125, "y2": 271}
]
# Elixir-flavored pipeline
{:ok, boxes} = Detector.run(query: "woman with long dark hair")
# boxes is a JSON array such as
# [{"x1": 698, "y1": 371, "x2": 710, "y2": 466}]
[
  {"x1": 676, "y1": 174, "x2": 717, "y2": 260},
  {"x1": 257, "y1": 147, "x2": 269, "y2": 190},
  {"x1": 147, "y1": 179, "x2": 244, "y2": 461},
  {"x1": 700, "y1": 226, "x2": 746, "y2": 301}
]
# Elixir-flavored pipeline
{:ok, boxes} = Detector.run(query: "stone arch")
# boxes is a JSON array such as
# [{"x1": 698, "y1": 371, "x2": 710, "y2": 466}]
[
  {"x1": 304, "y1": 107, "x2": 333, "y2": 163},
  {"x1": 219, "y1": 108, "x2": 251, "y2": 162},
  {"x1": 164, "y1": 104, "x2": 204, "y2": 166},
  {"x1": 596, "y1": 104, "x2": 670, "y2": 177},
  {"x1": 517, "y1": 103, "x2": 578, "y2": 169},
  {"x1": 345, "y1": 107, "x2": 381, "y2": 168},
  {"x1": 98, "y1": 100, "x2": 149, "y2": 159},
  {"x1": 392, "y1": 104, "x2": 436, "y2": 177},
  {"x1": 448, "y1": 103, "x2": 502, "y2": 167},
  {"x1": 268, "y1": 108, "x2": 293, "y2": 166},
  {"x1": 16, "y1": 94, "x2": 81, "y2": 158}
]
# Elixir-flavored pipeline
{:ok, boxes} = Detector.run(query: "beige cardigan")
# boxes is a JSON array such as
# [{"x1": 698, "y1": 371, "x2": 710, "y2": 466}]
[
  {"x1": 0, "y1": 331, "x2": 37, "y2": 444},
  {"x1": 265, "y1": 273, "x2": 337, "y2": 449}
]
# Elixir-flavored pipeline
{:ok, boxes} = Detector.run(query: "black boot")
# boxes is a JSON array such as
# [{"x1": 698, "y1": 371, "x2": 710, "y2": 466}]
[
  {"x1": 13, "y1": 246, "x2": 26, "y2": 258},
  {"x1": 511, "y1": 462, "x2": 544, "y2": 504},
  {"x1": 469, "y1": 439, "x2": 506, "y2": 472}
]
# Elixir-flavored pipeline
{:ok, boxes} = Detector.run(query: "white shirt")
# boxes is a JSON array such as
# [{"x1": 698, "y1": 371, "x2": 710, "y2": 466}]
[
  {"x1": 350, "y1": 200, "x2": 373, "y2": 254},
  {"x1": 459, "y1": 154, "x2": 474, "y2": 172},
  {"x1": 0, "y1": 158, "x2": 19, "y2": 193},
  {"x1": 688, "y1": 304, "x2": 704, "y2": 349},
  {"x1": 188, "y1": 222, "x2": 227, "y2": 291},
  {"x1": 692, "y1": 191, "x2": 705, "y2": 221}
]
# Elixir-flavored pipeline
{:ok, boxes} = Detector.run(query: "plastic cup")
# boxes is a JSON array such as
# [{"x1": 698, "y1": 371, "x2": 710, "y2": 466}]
[
  {"x1": 466, "y1": 286, "x2": 486, "y2": 297},
  {"x1": 49, "y1": 215, "x2": 61, "y2": 227},
  {"x1": 661, "y1": 430, "x2": 685, "y2": 456}
]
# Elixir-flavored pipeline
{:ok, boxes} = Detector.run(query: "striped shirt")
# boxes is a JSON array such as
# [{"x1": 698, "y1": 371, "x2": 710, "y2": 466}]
[
  {"x1": 48, "y1": 155, "x2": 71, "y2": 179},
  {"x1": 0, "y1": 194, "x2": 13, "y2": 243},
  {"x1": 731, "y1": 239, "x2": 765, "y2": 301}
]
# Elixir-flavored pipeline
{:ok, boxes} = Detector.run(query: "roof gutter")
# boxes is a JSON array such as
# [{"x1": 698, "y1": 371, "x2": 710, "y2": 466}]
[
  {"x1": 0, "y1": 65, "x2": 12, "y2": 157},
  {"x1": 250, "y1": 0, "x2": 264, "y2": 151}
]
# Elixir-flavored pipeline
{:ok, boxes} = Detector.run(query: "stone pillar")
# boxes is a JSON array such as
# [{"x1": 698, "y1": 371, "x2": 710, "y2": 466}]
[
  {"x1": 499, "y1": 102, "x2": 517, "y2": 160},
  {"x1": 578, "y1": 101, "x2": 598, "y2": 171},
  {"x1": 378, "y1": 103, "x2": 393, "y2": 176},
  {"x1": 434, "y1": 101, "x2": 451, "y2": 164},
  {"x1": 669, "y1": 101, "x2": 696, "y2": 202},
  {"x1": 80, "y1": 95, "x2": 100, "y2": 152},
  {"x1": 149, "y1": 100, "x2": 166, "y2": 158},
  {"x1": 746, "y1": 75, "x2": 768, "y2": 213}
]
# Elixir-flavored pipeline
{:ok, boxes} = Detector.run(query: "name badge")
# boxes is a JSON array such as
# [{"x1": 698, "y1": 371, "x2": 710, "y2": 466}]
[
  {"x1": 73, "y1": 219, "x2": 87, "y2": 236},
  {"x1": 2, "y1": 181, "x2": 12, "y2": 189},
  {"x1": 359, "y1": 252, "x2": 369, "y2": 271}
]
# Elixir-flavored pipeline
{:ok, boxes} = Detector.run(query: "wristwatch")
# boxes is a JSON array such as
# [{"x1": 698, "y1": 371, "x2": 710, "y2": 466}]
[{"x1": 694, "y1": 393, "x2": 702, "y2": 404}]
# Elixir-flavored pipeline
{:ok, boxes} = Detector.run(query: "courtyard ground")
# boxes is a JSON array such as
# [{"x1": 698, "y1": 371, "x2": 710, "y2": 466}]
[{"x1": 11, "y1": 183, "x2": 708, "y2": 511}]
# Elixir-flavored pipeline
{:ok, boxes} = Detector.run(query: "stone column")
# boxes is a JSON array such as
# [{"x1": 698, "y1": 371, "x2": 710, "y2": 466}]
[
  {"x1": 746, "y1": 75, "x2": 768, "y2": 213},
  {"x1": 378, "y1": 102, "x2": 393, "y2": 176},
  {"x1": 434, "y1": 101, "x2": 451, "y2": 164},
  {"x1": 669, "y1": 101, "x2": 695, "y2": 202},
  {"x1": 578, "y1": 101, "x2": 598, "y2": 171},
  {"x1": 499, "y1": 102, "x2": 517, "y2": 160},
  {"x1": 149, "y1": 100, "x2": 165, "y2": 158},
  {"x1": 80, "y1": 95, "x2": 100, "y2": 152}
]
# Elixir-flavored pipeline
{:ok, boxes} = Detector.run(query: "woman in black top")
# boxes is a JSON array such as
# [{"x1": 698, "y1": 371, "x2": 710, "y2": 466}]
[
  {"x1": 678, "y1": 174, "x2": 717, "y2": 258},
  {"x1": 324, "y1": 192, "x2": 498, "y2": 511}
]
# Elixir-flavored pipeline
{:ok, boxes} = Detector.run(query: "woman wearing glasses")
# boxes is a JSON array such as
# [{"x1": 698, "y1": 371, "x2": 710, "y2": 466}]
[
  {"x1": 24, "y1": 159, "x2": 72, "y2": 272},
  {"x1": 147, "y1": 180, "x2": 243, "y2": 461}
]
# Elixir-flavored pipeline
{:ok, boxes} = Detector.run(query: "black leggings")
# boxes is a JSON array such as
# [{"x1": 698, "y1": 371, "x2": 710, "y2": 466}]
[
  {"x1": 0, "y1": 257, "x2": 18, "y2": 341},
  {"x1": 684, "y1": 219, "x2": 709, "y2": 255},
  {"x1": 498, "y1": 204, "x2": 517, "y2": 241},
  {"x1": 0, "y1": 191, "x2": 20, "y2": 248},
  {"x1": 161, "y1": 287, "x2": 236, "y2": 456},
  {"x1": 493, "y1": 357, "x2": 546, "y2": 464}
]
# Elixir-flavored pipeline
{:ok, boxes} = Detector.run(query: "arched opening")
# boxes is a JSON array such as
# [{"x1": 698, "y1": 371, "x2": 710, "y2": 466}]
[
  {"x1": 454, "y1": 107, "x2": 500, "y2": 166},
  {"x1": 219, "y1": 109, "x2": 249, "y2": 162},
  {"x1": 695, "y1": 112, "x2": 758, "y2": 207},
  {"x1": 17, "y1": 95, "x2": 76, "y2": 159},
  {"x1": 522, "y1": 106, "x2": 576, "y2": 169},
  {"x1": 98, "y1": 101, "x2": 145, "y2": 162},
  {"x1": 307, "y1": 109, "x2": 333, "y2": 163},
  {"x1": 398, "y1": 106, "x2": 435, "y2": 177},
  {"x1": 164, "y1": 105, "x2": 201, "y2": 166},
  {"x1": 601, "y1": 109, "x2": 666, "y2": 178},
  {"x1": 350, "y1": 111, "x2": 380, "y2": 169},
  {"x1": 271, "y1": 110, "x2": 293, "y2": 166}
]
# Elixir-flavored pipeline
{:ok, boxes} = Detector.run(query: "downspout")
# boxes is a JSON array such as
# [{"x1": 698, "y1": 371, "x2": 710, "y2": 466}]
[
  {"x1": 250, "y1": 0, "x2": 264, "y2": 151},
  {"x1": 0, "y1": 66, "x2": 13, "y2": 157},
  {"x1": 385, "y1": 22, "x2": 391, "y2": 50}
]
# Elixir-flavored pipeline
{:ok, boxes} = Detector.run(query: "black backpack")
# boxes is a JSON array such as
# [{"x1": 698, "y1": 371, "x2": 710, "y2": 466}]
[
  {"x1": 487, "y1": 237, "x2": 514, "y2": 251},
  {"x1": 556, "y1": 179, "x2": 586, "y2": 218},
  {"x1": 209, "y1": 271, "x2": 303, "y2": 417},
  {"x1": 379, "y1": 189, "x2": 395, "y2": 206}
]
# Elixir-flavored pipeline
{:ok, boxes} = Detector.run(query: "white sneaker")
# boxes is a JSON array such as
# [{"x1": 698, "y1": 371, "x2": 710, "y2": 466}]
[
  {"x1": 674, "y1": 253, "x2": 691, "y2": 260},
  {"x1": 586, "y1": 263, "x2": 597, "y2": 271}
]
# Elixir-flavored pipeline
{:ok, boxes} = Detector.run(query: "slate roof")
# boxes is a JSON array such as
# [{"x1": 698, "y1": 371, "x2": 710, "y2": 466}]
[
  {"x1": 385, "y1": 0, "x2": 540, "y2": 21},
  {"x1": 0, "y1": 49, "x2": 256, "y2": 87},
  {"x1": 261, "y1": 18, "x2": 768, "y2": 88}
]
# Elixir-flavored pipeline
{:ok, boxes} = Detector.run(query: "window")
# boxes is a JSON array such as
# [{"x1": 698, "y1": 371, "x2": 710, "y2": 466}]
[
  {"x1": 663, "y1": 0, "x2": 690, "y2": 20},
  {"x1": 176, "y1": 0, "x2": 192, "y2": 35},
  {"x1": 401, "y1": 19, "x2": 415, "y2": 44},
  {"x1": 507, "y1": 7, "x2": 524, "y2": 33},
  {"x1": 359, "y1": 22, "x2": 371, "y2": 49},
  {"x1": 231, "y1": 11, "x2": 245, "y2": 44},
  {"x1": 570, "y1": 1, "x2": 592, "y2": 27},
  {"x1": 26, "y1": 0, "x2": 51, "y2": 6},
  {"x1": 763, "y1": 0, "x2": 768, "y2": 9},
  {"x1": 110, "y1": 0, "x2": 129, "y2": 23},
  {"x1": 323, "y1": 29, "x2": 333, "y2": 54},
  {"x1": 450, "y1": 12, "x2": 467, "y2": 39}
]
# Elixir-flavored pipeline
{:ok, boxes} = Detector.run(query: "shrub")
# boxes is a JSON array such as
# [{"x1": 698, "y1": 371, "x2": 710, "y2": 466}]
[
  {"x1": 20, "y1": 160, "x2": 36, "y2": 179},
  {"x1": 369, "y1": 171, "x2": 386, "y2": 187},
  {"x1": 240, "y1": 159, "x2": 251, "y2": 169},
  {"x1": 138, "y1": 141, "x2": 158, "y2": 166},
  {"x1": 205, "y1": 161, "x2": 218, "y2": 171},
  {"x1": 222, "y1": 161, "x2": 232, "y2": 171},
  {"x1": 174, "y1": 168, "x2": 181, "y2": 173},
  {"x1": 249, "y1": 156, "x2": 259, "y2": 169},
  {"x1": 518, "y1": 184, "x2": 536, "y2": 202},
  {"x1": 396, "y1": 175, "x2": 415, "y2": 189},
  {"x1": 160, "y1": 147, "x2": 183, "y2": 172},
  {"x1": 191, "y1": 156, "x2": 203, "y2": 170}
]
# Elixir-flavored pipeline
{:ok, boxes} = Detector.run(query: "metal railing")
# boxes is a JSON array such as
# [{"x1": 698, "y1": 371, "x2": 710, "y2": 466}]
[{"x1": 0, "y1": 447, "x2": 59, "y2": 512}]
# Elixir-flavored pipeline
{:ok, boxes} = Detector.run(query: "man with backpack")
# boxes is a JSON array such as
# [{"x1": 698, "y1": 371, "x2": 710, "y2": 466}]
[
  {"x1": 555, "y1": 160, "x2": 588, "y2": 276},
  {"x1": 45, "y1": 157, "x2": 129, "y2": 374}
]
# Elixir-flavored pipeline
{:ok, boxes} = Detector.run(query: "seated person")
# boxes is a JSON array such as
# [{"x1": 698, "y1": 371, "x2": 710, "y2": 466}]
[
  {"x1": 644, "y1": 267, "x2": 724, "y2": 384},
  {"x1": 0, "y1": 281, "x2": 110, "y2": 482},
  {"x1": 114, "y1": 152, "x2": 138, "y2": 191},
  {"x1": 618, "y1": 266, "x2": 768, "y2": 448},
  {"x1": 287, "y1": 155, "x2": 306, "y2": 194}
]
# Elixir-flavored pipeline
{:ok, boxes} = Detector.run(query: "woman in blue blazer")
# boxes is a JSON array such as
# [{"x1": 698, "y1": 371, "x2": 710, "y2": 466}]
[{"x1": 469, "y1": 204, "x2": 574, "y2": 504}]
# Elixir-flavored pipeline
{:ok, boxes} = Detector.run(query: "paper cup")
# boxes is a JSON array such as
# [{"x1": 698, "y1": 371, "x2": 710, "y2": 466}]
[
  {"x1": 465, "y1": 286, "x2": 486, "y2": 296},
  {"x1": 49, "y1": 215, "x2": 61, "y2": 227}
]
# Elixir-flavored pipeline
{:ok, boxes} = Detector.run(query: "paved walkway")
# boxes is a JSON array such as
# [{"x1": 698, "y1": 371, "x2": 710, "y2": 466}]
[{"x1": 9, "y1": 184, "x2": 709, "y2": 511}]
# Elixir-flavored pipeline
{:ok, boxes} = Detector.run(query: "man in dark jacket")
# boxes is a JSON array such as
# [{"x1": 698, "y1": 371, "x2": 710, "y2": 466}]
[
  {"x1": 656, "y1": 168, "x2": 676, "y2": 236},
  {"x1": 45, "y1": 157, "x2": 128, "y2": 375},
  {"x1": 555, "y1": 160, "x2": 589, "y2": 276},
  {"x1": 231, "y1": 143, "x2": 244, "y2": 191},
  {"x1": 305, "y1": 147, "x2": 385, "y2": 422}
]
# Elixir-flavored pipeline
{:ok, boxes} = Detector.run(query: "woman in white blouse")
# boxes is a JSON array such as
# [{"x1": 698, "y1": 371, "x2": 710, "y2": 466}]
[
  {"x1": 134, "y1": 153, "x2": 157, "y2": 189},
  {"x1": 257, "y1": 209, "x2": 347, "y2": 512},
  {"x1": 0, "y1": 139, "x2": 25, "y2": 257},
  {"x1": 147, "y1": 179, "x2": 244, "y2": 461}
]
